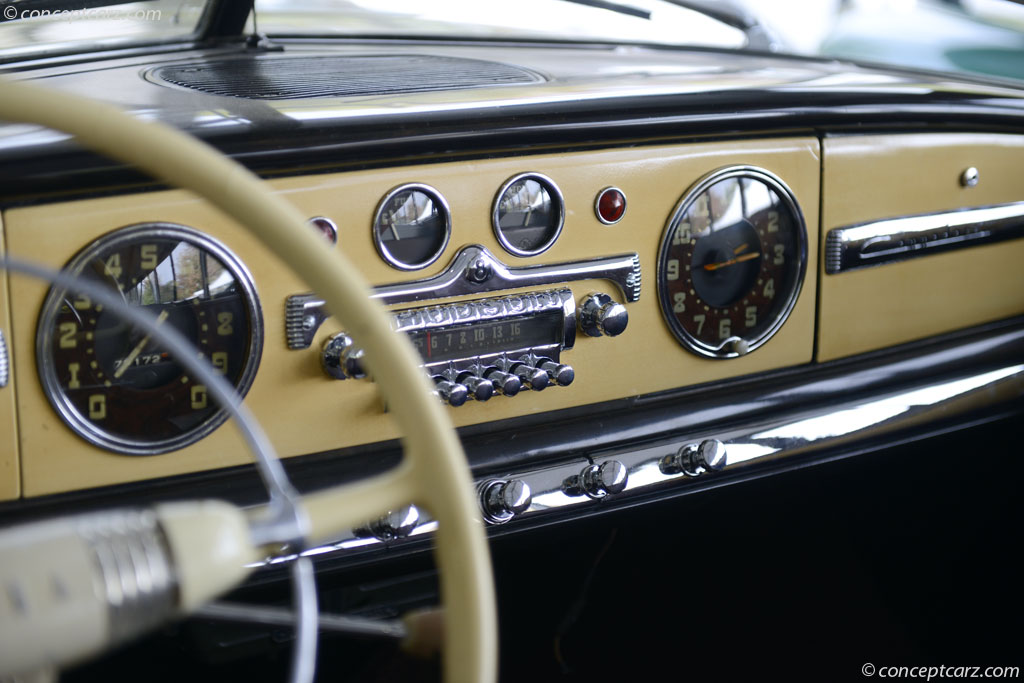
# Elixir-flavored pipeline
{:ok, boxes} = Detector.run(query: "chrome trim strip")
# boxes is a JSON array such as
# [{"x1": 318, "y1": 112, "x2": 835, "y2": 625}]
[
  {"x1": 0, "y1": 329, "x2": 8, "y2": 388},
  {"x1": 825, "y1": 202, "x2": 1024, "y2": 274},
  {"x1": 285, "y1": 245, "x2": 640, "y2": 349},
  {"x1": 250, "y1": 358, "x2": 1024, "y2": 569}
]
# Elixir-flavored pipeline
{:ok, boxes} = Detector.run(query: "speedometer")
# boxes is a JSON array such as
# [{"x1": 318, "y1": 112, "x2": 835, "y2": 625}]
[
  {"x1": 36, "y1": 224, "x2": 263, "y2": 455},
  {"x1": 657, "y1": 167, "x2": 806, "y2": 358}
]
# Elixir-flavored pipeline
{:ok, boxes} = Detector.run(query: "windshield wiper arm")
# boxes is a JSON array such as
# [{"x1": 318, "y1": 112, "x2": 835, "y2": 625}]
[{"x1": 558, "y1": 0, "x2": 651, "y2": 20}]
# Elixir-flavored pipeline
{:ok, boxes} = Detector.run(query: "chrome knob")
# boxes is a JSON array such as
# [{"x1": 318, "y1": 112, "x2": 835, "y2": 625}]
[
  {"x1": 482, "y1": 367, "x2": 522, "y2": 397},
  {"x1": 496, "y1": 357, "x2": 548, "y2": 391},
  {"x1": 356, "y1": 505, "x2": 420, "y2": 541},
  {"x1": 457, "y1": 371, "x2": 495, "y2": 402},
  {"x1": 564, "y1": 460, "x2": 628, "y2": 498},
  {"x1": 515, "y1": 364, "x2": 549, "y2": 391},
  {"x1": 536, "y1": 358, "x2": 574, "y2": 387},
  {"x1": 433, "y1": 376, "x2": 469, "y2": 407},
  {"x1": 321, "y1": 333, "x2": 365, "y2": 380},
  {"x1": 479, "y1": 479, "x2": 532, "y2": 524},
  {"x1": 579, "y1": 292, "x2": 628, "y2": 338},
  {"x1": 661, "y1": 438, "x2": 728, "y2": 476}
]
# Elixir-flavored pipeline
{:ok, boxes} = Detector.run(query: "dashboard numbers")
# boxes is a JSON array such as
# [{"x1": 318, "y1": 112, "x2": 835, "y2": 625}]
[
  {"x1": 657, "y1": 167, "x2": 806, "y2": 358},
  {"x1": 36, "y1": 224, "x2": 263, "y2": 455}
]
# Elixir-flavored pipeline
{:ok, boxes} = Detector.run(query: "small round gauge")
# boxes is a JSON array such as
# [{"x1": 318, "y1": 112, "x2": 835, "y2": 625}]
[
  {"x1": 657, "y1": 167, "x2": 807, "y2": 359},
  {"x1": 36, "y1": 224, "x2": 263, "y2": 455},
  {"x1": 493, "y1": 173, "x2": 564, "y2": 256},
  {"x1": 373, "y1": 183, "x2": 451, "y2": 270}
]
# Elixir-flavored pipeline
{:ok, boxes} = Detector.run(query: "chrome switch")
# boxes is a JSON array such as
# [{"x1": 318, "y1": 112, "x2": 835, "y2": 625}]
[
  {"x1": 479, "y1": 479, "x2": 532, "y2": 524},
  {"x1": 356, "y1": 505, "x2": 420, "y2": 541},
  {"x1": 564, "y1": 460, "x2": 629, "y2": 499},
  {"x1": 660, "y1": 438, "x2": 728, "y2": 476}
]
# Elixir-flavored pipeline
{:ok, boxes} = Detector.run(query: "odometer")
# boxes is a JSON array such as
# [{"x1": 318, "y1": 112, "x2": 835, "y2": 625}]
[
  {"x1": 36, "y1": 224, "x2": 263, "y2": 455},
  {"x1": 657, "y1": 167, "x2": 806, "y2": 358}
]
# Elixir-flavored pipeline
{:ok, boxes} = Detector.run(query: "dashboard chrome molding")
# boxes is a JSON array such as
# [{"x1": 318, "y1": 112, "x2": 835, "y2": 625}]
[
  {"x1": 825, "y1": 201, "x2": 1024, "y2": 274},
  {"x1": 286, "y1": 245, "x2": 640, "y2": 349},
  {"x1": 249, "y1": 354, "x2": 1024, "y2": 569},
  {"x1": 0, "y1": 329, "x2": 8, "y2": 388}
]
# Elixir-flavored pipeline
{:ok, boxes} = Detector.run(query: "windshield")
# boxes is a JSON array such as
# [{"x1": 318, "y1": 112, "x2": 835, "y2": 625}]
[
  {"x1": 3, "y1": 0, "x2": 1024, "y2": 86},
  {"x1": 252, "y1": 0, "x2": 749, "y2": 49},
  {"x1": 0, "y1": 0, "x2": 206, "y2": 60}
]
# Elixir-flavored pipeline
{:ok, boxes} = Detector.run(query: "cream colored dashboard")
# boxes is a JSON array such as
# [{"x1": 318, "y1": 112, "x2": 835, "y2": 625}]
[{"x1": 3, "y1": 132, "x2": 1024, "y2": 499}]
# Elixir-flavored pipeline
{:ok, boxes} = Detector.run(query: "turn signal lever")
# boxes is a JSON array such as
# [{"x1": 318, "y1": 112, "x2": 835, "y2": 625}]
[{"x1": 0, "y1": 501, "x2": 257, "y2": 678}]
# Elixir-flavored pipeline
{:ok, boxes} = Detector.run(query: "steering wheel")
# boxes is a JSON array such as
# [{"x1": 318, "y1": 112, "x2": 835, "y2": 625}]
[{"x1": 0, "y1": 77, "x2": 497, "y2": 683}]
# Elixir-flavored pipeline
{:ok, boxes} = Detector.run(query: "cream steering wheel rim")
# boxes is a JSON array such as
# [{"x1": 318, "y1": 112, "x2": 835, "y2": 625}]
[{"x1": 0, "y1": 77, "x2": 497, "y2": 683}]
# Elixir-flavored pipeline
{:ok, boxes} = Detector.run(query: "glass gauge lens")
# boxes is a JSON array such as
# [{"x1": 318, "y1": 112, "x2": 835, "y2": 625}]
[
  {"x1": 657, "y1": 168, "x2": 806, "y2": 358},
  {"x1": 373, "y1": 184, "x2": 451, "y2": 270},
  {"x1": 36, "y1": 224, "x2": 263, "y2": 455},
  {"x1": 493, "y1": 173, "x2": 564, "y2": 256}
]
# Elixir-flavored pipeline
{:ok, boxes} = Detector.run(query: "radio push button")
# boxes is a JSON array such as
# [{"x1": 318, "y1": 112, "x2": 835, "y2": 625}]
[
  {"x1": 534, "y1": 357, "x2": 574, "y2": 387},
  {"x1": 481, "y1": 367, "x2": 522, "y2": 397},
  {"x1": 455, "y1": 370, "x2": 495, "y2": 402},
  {"x1": 496, "y1": 357, "x2": 549, "y2": 391},
  {"x1": 432, "y1": 376, "x2": 469, "y2": 407}
]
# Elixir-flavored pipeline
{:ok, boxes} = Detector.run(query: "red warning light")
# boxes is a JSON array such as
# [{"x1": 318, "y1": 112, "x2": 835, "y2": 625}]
[{"x1": 596, "y1": 187, "x2": 626, "y2": 224}]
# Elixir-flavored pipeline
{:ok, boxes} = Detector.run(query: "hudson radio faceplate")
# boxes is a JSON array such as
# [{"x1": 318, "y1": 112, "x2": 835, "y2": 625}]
[{"x1": 322, "y1": 288, "x2": 581, "y2": 405}]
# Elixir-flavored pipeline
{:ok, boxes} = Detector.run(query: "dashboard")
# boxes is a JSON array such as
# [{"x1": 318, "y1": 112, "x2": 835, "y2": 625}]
[{"x1": 2, "y1": 37, "x2": 1024, "y2": 681}]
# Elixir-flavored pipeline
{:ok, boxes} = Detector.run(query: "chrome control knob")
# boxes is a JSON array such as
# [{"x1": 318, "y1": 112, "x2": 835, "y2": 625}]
[
  {"x1": 661, "y1": 438, "x2": 728, "y2": 476},
  {"x1": 536, "y1": 358, "x2": 574, "y2": 387},
  {"x1": 321, "y1": 333, "x2": 366, "y2": 380},
  {"x1": 479, "y1": 479, "x2": 532, "y2": 524},
  {"x1": 457, "y1": 372, "x2": 495, "y2": 402},
  {"x1": 579, "y1": 292, "x2": 628, "y2": 338},
  {"x1": 564, "y1": 460, "x2": 629, "y2": 499},
  {"x1": 482, "y1": 367, "x2": 522, "y2": 397},
  {"x1": 433, "y1": 376, "x2": 469, "y2": 407},
  {"x1": 515, "y1": 364, "x2": 549, "y2": 391},
  {"x1": 497, "y1": 357, "x2": 548, "y2": 391},
  {"x1": 356, "y1": 505, "x2": 420, "y2": 541}
]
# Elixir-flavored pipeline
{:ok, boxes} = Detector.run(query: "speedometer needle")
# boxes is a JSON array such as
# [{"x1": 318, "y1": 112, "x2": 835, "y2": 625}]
[
  {"x1": 703, "y1": 251, "x2": 760, "y2": 272},
  {"x1": 114, "y1": 310, "x2": 169, "y2": 379}
]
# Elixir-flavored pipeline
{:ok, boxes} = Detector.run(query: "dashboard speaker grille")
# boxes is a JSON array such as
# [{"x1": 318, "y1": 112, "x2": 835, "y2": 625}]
[{"x1": 149, "y1": 55, "x2": 544, "y2": 99}]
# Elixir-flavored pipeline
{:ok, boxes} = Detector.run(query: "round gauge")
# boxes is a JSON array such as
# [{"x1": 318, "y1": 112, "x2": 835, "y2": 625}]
[
  {"x1": 373, "y1": 183, "x2": 451, "y2": 270},
  {"x1": 493, "y1": 173, "x2": 564, "y2": 256},
  {"x1": 657, "y1": 167, "x2": 807, "y2": 358},
  {"x1": 36, "y1": 224, "x2": 263, "y2": 455}
]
